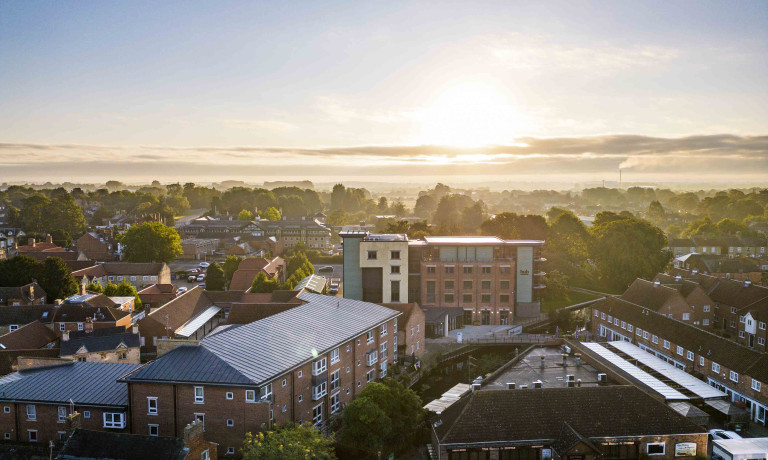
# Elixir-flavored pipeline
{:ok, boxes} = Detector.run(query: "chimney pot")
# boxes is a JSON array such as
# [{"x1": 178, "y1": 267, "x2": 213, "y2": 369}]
[
  {"x1": 79, "y1": 284, "x2": 86, "y2": 296},
  {"x1": 46, "y1": 234, "x2": 53, "y2": 244},
  {"x1": 84, "y1": 317, "x2": 94, "y2": 333},
  {"x1": 28, "y1": 238, "x2": 35, "y2": 247},
  {"x1": 62, "y1": 330, "x2": 70, "y2": 341}
]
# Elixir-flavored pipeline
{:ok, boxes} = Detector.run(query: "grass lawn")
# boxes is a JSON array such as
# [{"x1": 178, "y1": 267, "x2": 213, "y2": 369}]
[{"x1": 541, "y1": 289, "x2": 602, "y2": 313}]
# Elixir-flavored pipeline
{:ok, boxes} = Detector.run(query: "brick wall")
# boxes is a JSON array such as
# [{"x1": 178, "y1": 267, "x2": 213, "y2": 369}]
[{"x1": 0, "y1": 402, "x2": 128, "y2": 444}]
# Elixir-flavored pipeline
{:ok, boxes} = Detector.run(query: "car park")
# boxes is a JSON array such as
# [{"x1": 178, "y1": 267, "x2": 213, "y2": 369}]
[
  {"x1": 318, "y1": 266, "x2": 334, "y2": 274},
  {"x1": 199, "y1": 262, "x2": 210, "y2": 268},
  {"x1": 176, "y1": 287, "x2": 188, "y2": 294},
  {"x1": 187, "y1": 275, "x2": 197, "y2": 282},
  {"x1": 196, "y1": 274, "x2": 205, "y2": 282}
]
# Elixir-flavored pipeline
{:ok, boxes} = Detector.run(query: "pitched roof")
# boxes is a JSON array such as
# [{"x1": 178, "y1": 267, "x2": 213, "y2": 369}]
[
  {"x1": 0, "y1": 305, "x2": 56, "y2": 326},
  {"x1": 381, "y1": 302, "x2": 421, "y2": 328},
  {"x1": 653, "y1": 273, "x2": 702, "y2": 298},
  {"x1": 52, "y1": 303, "x2": 130, "y2": 323},
  {"x1": 140, "y1": 287, "x2": 212, "y2": 332},
  {"x1": 63, "y1": 293, "x2": 120, "y2": 309},
  {"x1": 668, "y1": 268, "x2": 768, "y2": 307},
  {"x1": 56, "y1": 429, "x2": 188, "y2": 460},
  {"x1": 0, "y1": 282, "x2": 46, "y2": 304},
  {"x1": 620, "y1": 279, "x2": 689, "y2": 313},
  {"x1": 594, "y1": 296, "x2": 768, "y2": 383},
  {"x1": 294, "y1": 274, "x2": 327, "y2": 293},
  {"x1": 60, "y1": 331, "x2": 140, "y2": 356},
  {"x1": 125, "y1": 293, "x2": 401, "y2": 386},
  {"x1": 0, "y1": 321, "x2": 58, "y2": 350},
  {"x1": 0, "y1": 362, "x2": 140, "y2": 406},
  {"x1": 73, "y1": 262, "x2": 167, "y2": 278},
  {"x1": 435, "y1": 386, "x2": 705, "y2": 445},
  {"x1": 229, "y1": 257, "x2": 285, "y2": 291},
  {"x1": 138, "y1": 283, "x2": 178, "y2": 295}
]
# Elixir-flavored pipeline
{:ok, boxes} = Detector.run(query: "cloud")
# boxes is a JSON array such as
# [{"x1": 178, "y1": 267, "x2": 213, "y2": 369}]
[
  {"x1": 222, "y1": 119, "x2": 297, "y2": 132},
  {"x1": 0, "y1": 134, "x2": 765, "y2": 182}
]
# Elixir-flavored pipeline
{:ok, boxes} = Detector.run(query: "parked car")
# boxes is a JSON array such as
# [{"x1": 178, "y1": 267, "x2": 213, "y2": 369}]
[
  {"x1": 176, "y1": 287, "x2": 188, "y2": 294},
  {"x1": 329, "y1": 283, "x2": 339, "y2": 295},
  {"x1": 199, "y1": 262, "x2": 210, "y2": 268},
  {"x1": 709, "y1": 429, "x2": 742, "y2": 440},
  {"x1": 187, "y1": 275, "x2": 197, "y2": 282},
  {"x1": 198, "y1": 284, "x2": 206, "y2": 289},
  {"x1": 318, "y1": 266, "x2": 334, "y2": 274},
  {"x1": 196, "y1": 274, "x2": 205, "y2": 282}
]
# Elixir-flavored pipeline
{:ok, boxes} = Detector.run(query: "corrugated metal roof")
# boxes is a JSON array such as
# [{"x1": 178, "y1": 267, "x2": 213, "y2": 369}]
[
  {"x1": 175, "y1": 305, "x2": 222, "y2": 338},
  {"x1": 125, "y1": 293, "x2": 401, "y2": 386},
  {"x1": 0, "y1": 362, "x2": 139, "y2": 407}
]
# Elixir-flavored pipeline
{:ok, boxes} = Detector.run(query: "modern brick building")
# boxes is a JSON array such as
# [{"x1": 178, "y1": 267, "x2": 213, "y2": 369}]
[
  {"x1": 72, "y1": 262, "x2": 171, "y2": 290},
  {"x1": 342, "y1": 232, "x2": 545, "y2": 324},
  {"x1": 621, "y1": 277, "x2": 714, "y2": 327},
  {"x1": 121, "y1": 293, "x2": 401, "y2": 457},
  {"x1": 591, "y1": 296, "x2": 767, "y2": 426}
]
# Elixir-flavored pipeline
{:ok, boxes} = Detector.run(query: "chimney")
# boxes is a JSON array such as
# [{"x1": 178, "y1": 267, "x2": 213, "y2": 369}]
[
  {"x1": 84, "y1": 317, "x2": 94, "y2": 333},
  {"x1": 62, "y1": 330, "x2": 70, "y2": 341},
  {"x1": 28, "y1": 238, "x2": 35, "y2": 247},
  {"x1": 132, "y1": 324, "x2": 139, "y2": 334},
  {"x1": 157, "y1": 338, "x2": 200, "y2": 357},
  {"x1": 540, "y1": 355, "x2": 546, "y2": 368},
  {"x1": 533, "y1": 380, "x2": 543, "y2": 389},
  {"x1": 183, "y1": 420, "x2": 205, "y2": 449},
  {"x1": 471, "y1": 383, "x2": 481, "y2": 392},
  {"x1": 46, "y1": 234, "x2": 53, "y2": 244},
  {"x1": 79, "y1": 283, "x2": 86, "y2": 296},
  {"x1": 64, "y1": 411, "x2": 82, "y2": 437}
]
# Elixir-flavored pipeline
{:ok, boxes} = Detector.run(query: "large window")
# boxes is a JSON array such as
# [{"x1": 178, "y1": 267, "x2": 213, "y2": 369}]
[
  {"x1": 58, "y1": 406, "x2": 67, "y2": 422},
  {"x1": 367, "y1": 250, "x2": 377, "y2": 260},
  {"x1": 481, "y1": 280, "x2": 491, "y2": 290},
  {"x1": 26, "y1": 405, "x2": 36, "y2": 421},
  {"x1": 330, "y1": 370, "x2": 340, "y2": 391},
  {"x1": 330, "y1": 393, "x2": 340, "y2": 414},
  {"x1": 330, "y1": 348, "x2": 339, "y2": 364},
  {"x1": 313, "y1": 357, "x2": 327, "y2": 375},
  {"x1": 194, "y1": 386, "x2": 204, "y2": 403},
  {"x1": 390, "y1": 250, "x2": 400, "y2": 260},
  {"x1": 312, "y1": 381, "x2": 327, "y2": 401},
  {"x1": 462, "y1": 280, "x2": 472, "y2": 290},
  {"x1": 646, "y1": 443, "x2": 665, "y2": 455},
  {"x1": 148, "y1": 397, "x2": 158, "y2": 415},
  {"x1": 312, "y1": 404, "x2": 323, "y2": 427},
  {"x1": 103, "y1": 412, "x2": 126, "y2": 429}
]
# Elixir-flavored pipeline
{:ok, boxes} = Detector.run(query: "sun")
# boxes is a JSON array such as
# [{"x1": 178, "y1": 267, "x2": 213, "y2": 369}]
[{"x1": 418, "y1": 82, "x2": 522, "y2": 148}]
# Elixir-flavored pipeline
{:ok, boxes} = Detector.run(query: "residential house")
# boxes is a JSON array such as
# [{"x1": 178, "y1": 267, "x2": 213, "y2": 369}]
[
  {"x1": 735, "y1": 296, "x2": 768, "y2": 352},
  {"x1": 726, "y1": 237, "x2": 768, "y2": 259},
  {"x1": 59, "y1": 324, "x2": 141, "y2": 364},
  {"x1": 0, "y1": 282, "x2": 47, "y2": 306},
  {"x1": 0, "y1": 305, "x2": 56, "y2": 334},
  {"x1": 381, "y1": 302, "x2": 426, "y2": 362},
  {"x1": 225, "y1": 290, "x2": 305, "y2": 324},
  {"x1": 16, "y1": 235, "x2": 62, "y2": 254},
  {"x1": 51, "y1": 303, "x2": 132, "y2": 336},
  {"x1": 0, "y1": 321, "x2": 60, "y2": 375},
  {"x1": 591, "y1": 296, "x2": 768, "y2": 425},
  {"x1": 229, "y1": 257, "x2": 285, "y2": 291},
  {"x1": 620, "y1": 278, "x2": 712, "y2": 327},
  {"x1": 121, "y1": 293, "x2": 401, "y2": 456},
  {"x1": 0, "y1": 362, "x2": 141, "y2": 444},
  {"x1": 431, "y1": 386, "x2": 707, "y2": 460},
  {"x1": 72, "y1": 262, "x2": 171, "y2": 290},
  {"x1": 0, "y1": 228, "x2": 24, "y2": 254},
  {"x1": 75, "y1": 232, "x2": 116, "y2": 261},
  {"x1": 138, "y1": 284, "x2": 179, "y2": 310},
  {"x1": 180, "y1": 238, "x2": 218, "y2": 260},
  {"x1": 673, "y1": 253, "x2": 762, "y2": 283}
]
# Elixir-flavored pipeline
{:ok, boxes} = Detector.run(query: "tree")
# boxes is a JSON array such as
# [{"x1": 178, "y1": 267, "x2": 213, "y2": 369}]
[
  {"x1": 338, "y1": 396, "x2": 392, "y2": 458},
  {"x1": 413, "y1": 195, "x2": 437, "y2": 219},
  {"x1": 222, "y1": 255, "x2": 243, "y2": 285},
  {"x1": 37, "y1": 257, "x2": 78, "y2": 300},
  {"x1": 0, "y1": 255, "x2": 43, "y2": 287},
  {"x1": 103, "y1": 281, "x2": 119, "y2": 296},
  {"x1": 242, "y1": 423, "x2": 336, "y2": 460},
  {"x1": 376, "y1": 196, "x2": 389, "y2": 214},
  {"x1": 590, "y1": 218, "x2": 669, "y2": 290},
  {"x1": 206, "y1": 263, "x2": 226, "y2": 291},
  {"x1": 543, "y1": 269, "x2": 569, "y2": 301},
  {"x1": 111, "y1": 281, "x2": 143, "y2": 310},
  {"x1": 251, "y1": 272, "x2": 279, "y2": 293},
  {"x1": 647, "y1": 200, "x2": 665, "y2": 224},
  {"x1": 460, "y1": 201, "x2": 485, "y2": 234},
  {"x1": 390, "y1": 201, "x2": 406, "y2": 217},
  {"x1": 238, "y1": 209, "x2": 255, "y2": 221},
  {"x1": 120, "y1": 222, "x2": 183, "y2": 263},
  {"x1": 262, "y1": 207, "x2": 281, "y2": 221},
  {"x1": 86, "y1": 282, "x2": 103, "y2": 293}
]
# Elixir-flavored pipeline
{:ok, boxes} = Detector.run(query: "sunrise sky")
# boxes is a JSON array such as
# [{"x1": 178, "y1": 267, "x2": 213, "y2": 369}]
[{"x1": 1, "y1": 1, "x2": 766, "y2": 183}]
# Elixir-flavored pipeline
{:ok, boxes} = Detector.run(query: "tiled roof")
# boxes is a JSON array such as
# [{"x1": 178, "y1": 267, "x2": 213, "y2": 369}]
[
  {"x1": 653, "y1": 274, "x2": 701, "y2": 298},
  {"x1": 594, "y1": 296, "x2": 767, "y2": 382},
  {"x1": 60, "y1": 331, "x2": 140, "y2": 356},
  {"x1": 0, "y1": 321, "x2": 58, "y2": 350},
  {"x1": 0, "y1": 362, "x2": 140, "y2": 406},
  {"x1": 141, "y1": 287, "x2": 211, "y2": 332},
  {"x1": 435, "y1": 386, "x2": 705, "y2": 445},
  {"x1": 0, "y1": 305, "x2": 56, "y2": 326},
  {"x1": 137, "y1": 283, "x2": 177, "y2": 295},
  {"x1": 126, "y1": 293, "x2": 401, "y2": 386},
  {"x1": 73, "y1": 262, "x2": 166, "y2": 278},
  {"x1": 52, "y1": 304, "x2": 130, "y2": 323},
  {"x1": 230, "y1": 257, "x2": 285, "y2": 291},
  {"x1": 620, "y1": 279, "x2": 688, "y2": 313},
  {"x1": 57, "y1": 429, "x2": 188, "y2": 460},
  {"x1": 668, "y1": 268, "x2": 768, "y2": 307},
  {"x1": 0, "y1": 282, "x2": 46, "y2": 304}
]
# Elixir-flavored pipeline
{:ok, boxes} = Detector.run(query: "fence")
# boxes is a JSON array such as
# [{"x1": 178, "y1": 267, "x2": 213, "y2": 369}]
[{"x1": 460, "y1": 333, "x2": 555, "y2": 345}]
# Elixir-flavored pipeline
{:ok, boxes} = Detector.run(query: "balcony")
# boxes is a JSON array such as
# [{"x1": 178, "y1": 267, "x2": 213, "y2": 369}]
[{"x1": 533, "y1": 271, "x2": 547, "y2": 277}]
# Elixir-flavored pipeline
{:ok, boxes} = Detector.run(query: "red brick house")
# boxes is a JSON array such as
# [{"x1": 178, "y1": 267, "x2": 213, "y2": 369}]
[
  {"x1": 229, "y1": 257, "x2": 285, "y2": 291},
  {"x1": 381, "y1": 302, "x2": 426, "y2": 362}
]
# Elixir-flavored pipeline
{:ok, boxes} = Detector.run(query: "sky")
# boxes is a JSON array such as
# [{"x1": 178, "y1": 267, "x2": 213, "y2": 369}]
[{"x1": 1, "y1": 0, "x2": 767, "y2": 185}]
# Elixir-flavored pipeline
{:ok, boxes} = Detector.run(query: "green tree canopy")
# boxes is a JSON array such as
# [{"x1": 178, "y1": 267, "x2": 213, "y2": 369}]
[
  {"x1": 222, "y1": 255, "x2": 243, "y2": 285},
  {"x1": 251, "y1": 272, "x2": 280, "y2": 293},
  {"x1": 238, "y1": 209, "x2": 255, "y2": 221},
  {"x1": 262, "y1": 207, "x2": 281, "y2": 221},
  {"x1": 242, "y1": 423, "x2": 336, "y2": 460},
  {"x1": 338, "y1": 396, "x2": 392, "y2": 458},
  {"x1": 0, "y1": 255, "x2": 43, "y2": 287},
  {"x1": 120, "y1": 221, "x2": 182, "y2": 263},
  {"x1": 37, "y1": 257, "x2": 78, "y2": 301},
  {"x1": 205, "y1": 262, "x2": 226, "y2": 291}
]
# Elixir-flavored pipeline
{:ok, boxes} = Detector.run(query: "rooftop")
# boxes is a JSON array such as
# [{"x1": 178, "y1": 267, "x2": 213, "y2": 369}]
[
  {"x1": 422, "y1": 236, "x2": 545, "y2": 246},
  {"x1": 486, "y1": 346, "x2": 603, "y2": 390},
  {"x1": 56, "y1": 429, "x2": 188, "y2": 460}
]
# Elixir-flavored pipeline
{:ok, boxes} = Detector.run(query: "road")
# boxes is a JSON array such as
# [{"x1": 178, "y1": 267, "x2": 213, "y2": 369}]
[{"x1": 174, "y1": 208, "x2": 207, "y2": 227}]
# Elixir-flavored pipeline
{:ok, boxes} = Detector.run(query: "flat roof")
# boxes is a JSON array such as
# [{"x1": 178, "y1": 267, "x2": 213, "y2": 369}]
[
  {"x1": 486, "y1": 346, "x2": 602, "y2": 390},
  {"x1": 363, "y1": 233, "x2": 407, "y2": 242},
  {"x1": 608, "y1": 341, "x2": 726, "y2": 399},
  {"x1": 424, "y1": 383, "x2": 471, "y2": 414},
  {"x1": 713, "y1": 438, "x2": 768, "y2": 457},
  {"x1": 582, "y1": 342, "x2": 688, "y2": 400},
  {"x1": 422, "y1": 236, "x2": 544, "y2": 246}
]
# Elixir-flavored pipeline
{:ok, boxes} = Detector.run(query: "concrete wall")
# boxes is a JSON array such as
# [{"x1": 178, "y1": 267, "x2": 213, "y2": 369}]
[
  {"x1": 342, "y1": 236, "x2": 363, "y2": 300},
  {"x1": 359, "y1": 240, "x2": 409, "y2": 303}
]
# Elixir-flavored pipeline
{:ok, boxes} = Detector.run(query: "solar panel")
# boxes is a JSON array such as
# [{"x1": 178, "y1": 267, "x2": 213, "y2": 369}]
[
  {"x1": 607, "y1": 341, "x2": 726, "y2": 399},
  {"x1": 582, "y1": 342, "x2": 688, "y2": 400}
]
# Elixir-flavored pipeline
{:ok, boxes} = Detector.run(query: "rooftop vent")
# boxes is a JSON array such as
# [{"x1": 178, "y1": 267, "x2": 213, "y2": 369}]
[
  {"x1": 675, "y1": 275, "x2": 682, "y2": 282},
  {"x1": 692, "y1": 268, "x2": 698, "y2": 274},
  {"x1": 506, "y1": 382, "x2": 516, "y2": 390},
  {"x1": 532, "y1": 380, "x2": 543, "y2": 389},
  {"x1": 744, "y1": 280, "x2": 752, "y2": 287},
  {"x1": 653, "y1": 280, "x2": 660, "y2": 287}
]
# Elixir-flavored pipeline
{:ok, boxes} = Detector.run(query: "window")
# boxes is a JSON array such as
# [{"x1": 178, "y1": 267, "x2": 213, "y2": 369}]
[
  {"x1": 148, "y1": 397, "x2": 158, "y2": 415},
  {"x1": 416, "y1": 324, "x2": 420, "y2": 333},
  {"x1": 282, "y1": 405, "x2": 287, "y2": 413},
  {"x1": 226, "y1": 392, "x2": 234, "y2": 400},
  {"x1": 500, "y1": 266, "x2": 510, "y2": 274},
  {"x1": 712, "y1": 362, "x2": 720, "y2": 373},
  {"x1": 444, "y1": 293, "x2": 454, "y2": 303},
  {"x1": 380, "y1": 323, "x2": 387, "y2": 337},
  {"x1": 298, "y1": 370, "x2": 303, "y2": 378},
  {"x1": 390, "y1": 280, "x2": 400, "y2": 302},
  {"x1": 331, "y1": 392, "x2": 340, "y2": 414},
  {"x1": 463, "y1": 266, "x2": 472, "y2": 274},
  {"x1": 740, "y1": 315, "x2": 746, "y2": 323},
  {"x1": 202, "y1": 448, "x2": 210, "y2": 460},
  {"x1": 313, "y1": 357, "x2": 327, "y2": 375},
  {"x1": 331, "y1": 370, "x2": 340, "y2": 391},
  {"x1": 445, "y1": 280, "x2": 454, "y2": 290},
  {"x1": 730, "y1": 371, "x2": 739, "y2": 383},
  {"x1": 8, "y1": 324, "x2": 18, "y2": 332},
  {"x1": 83, "y1": 411, "x2": 90, "y2": 418},
  {"x1": 601, "y1": 312, "x2": 606, "y2": 320},
  {"x1": 752, "y1": 379, "x2": 762, "y2": 392},
  {"x1": 103, "y1": 412, "x2": 126, "y2": 428},
  {"x1": 686, "y1": 351, "x2": 694, "y2": 361},
  {"x1": 194, "y1": 386, "x2": 204, "y2": 403},
  {"x1": 500, "y1": 294, "x2": 509, "y2": 303},
  {"x1": 621, "y1": 321, "x2": 626, "y2": 329},
  {"x1": 366, "y1": 350, "x2": 378, "y2": 366},
  {"x1": 58, "y1": 406, "x2": 67, "y2": 422},
  {"x1": 731, "y1": 307, "x2": 737, "y2": 314},
  {"x1": 652, "y1": 335, "x2": 658, "y2": 344},
  {"x1": 60, "y1": 323, "x2": 65, "y2": 332},
  {"x1": 699, "y1": 356, "x2": 705, "y2": 366},
  {"x1": 636, "y1": 328, "x2": 642, "y2": 337},
  {"x1": 226, "y1": 419, "x2": 234, "y2": 427},
  {"x1": 26, "y1": 405, "x2": 35, "y2": 421},
  {"x1": 760, "y1": 322, "x2": 766, "y2": 330},
  {"x1": 2, "y1": 406, "x2": 8, "y2": 414},
  {"x1": 380, "y1": 361, "x2": 388, "y2": 377},
  {"x1": 58, "y1": 431, "x2": 66, "y2": 440},
  {"x1": 330, "y1": 348, "x2": 339, "y2": 364},
  {"x1": 312, "y1": 382, "x2": 327, "y2": 400},
  {"x1": 462, "y1": 280, "x2": 472, "y2": 290},
  {"x1": 143, "y1": 276, "x2": 148, "y2": 281},
  {"x1": 298, "y1": 395, "x2": 303, "y2": 402},
  {"x1": 759, "y1": 337, "x2": 765, "y2": 346},
  {"x1": 628, "y1": 325, "x2": 633, "y2": 333},
  {"x1": 426, "y1": 266, "x2": 436, "y2": 274},
  {"x1": 148, "y1": 424, "x2": 159, "y2": 436},
  {"x1": 481, "y1": 266, "x2": 491, "y2": 274},
  {"x1": 367, "y1": 250, "x2": 377, "y2": 260},
  {"x1": 663, "y1": 340, "x2": 670, "y2": 350},
  {"x1": 3, "y1": 433, "x2": 9, "y2": 440},
  {"x1": 703, "y1": 319, "x2": 710, "y2": 326},
  {"x1": 642, "y1": 331, "x2": 648, "y2": 340},
  {"x1": 682, "y1": 313, "x2": 690, "y2": 321},
  {"x1": 366, "y1": 330, "x2": 374, "y2": 344},
  {"x1": 312, "y1": 404, "x2": 323, "y2": 427},
  {"x1": 261, "y1": 383, "x2": 272, "y2": 400},
  {"x1": 500, "y1": 280, "x2": 510, "y2": 290},
  {"x1": 481, "y1": 294, "x2": 491, "y2": 303},
  {"x1": 194, "y1": 413, "x2": 205, "y2": 431},
  {"x1": 481, "y1": 280, "x2": 491, "y2": 290},
  {"x1": 246, "y1": 390, "x2": 256, "y2": 402},
  {"x1": 390, "y1": 250, "x2": 400, "y2": 260},
  {"x1": 676, "y1": 346, "x2": 683, "y2": 356},
  {"x1": 703, "y1": 305, "x2": 710, "y2": 312},
  {"x1": 646, "y1": 443, "x2": 665, "y2": 455},
  {"x1": 366, "y1": 369, "x2": 375, "y2": 383},
  {"x1": 77, "y1": 322, "x2": 84, "y2": 331},
  {"x1": 346, "y1": 344, "x2": 350, "y2": 352},
  {"x1": 390, "y1": 265, "x2": 400, "y2": 274},
  {"x1": 28, "y1": 430, "x2": 37, "y2": 442},
  {"x1": 380, "y1": 342, "x2": 388, "y2": 360},
  {"x1": 445, "y1": 266, "x2": 454, "y2": 274},
  {"x1": 462, "y1": 294, "x2": 472, "y2": 303},
  {"x1": 739, "y1": 331, "x2": 745, "y2": 338},
  {"x1": 730, "y1": 321, "x2": 736, "y2": 328},
  {"x1": 227, "y1": 447, "x2": 236, "y2": 455}
]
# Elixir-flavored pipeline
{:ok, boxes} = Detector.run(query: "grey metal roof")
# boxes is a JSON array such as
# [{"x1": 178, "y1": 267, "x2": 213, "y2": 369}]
[
  {"x1": 175, "y1": 305, "x2": 221, "y2": 338},
  {"x1": 0, "y1": 362, "x2": 140, "y2": 407},
  {"x1": 60, "y1": 332, "x2": 141, "y2": 356},
  {"x1": 125, "y1": 293, "x2": 401, "y2": 386}
]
